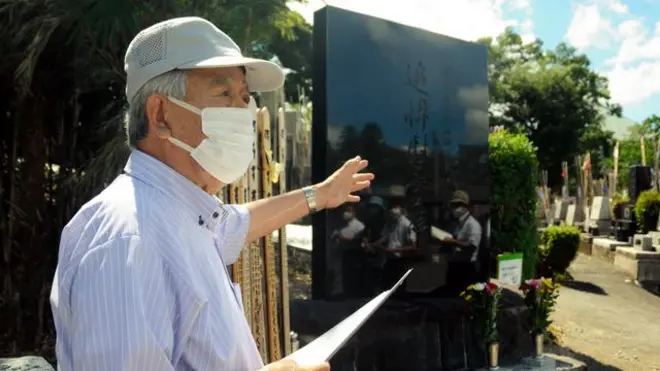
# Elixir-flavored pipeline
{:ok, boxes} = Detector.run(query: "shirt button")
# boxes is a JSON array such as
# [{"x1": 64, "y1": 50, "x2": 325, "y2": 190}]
[{"x1": 212, "y1": 211, "x2": 219, "y2": 218}]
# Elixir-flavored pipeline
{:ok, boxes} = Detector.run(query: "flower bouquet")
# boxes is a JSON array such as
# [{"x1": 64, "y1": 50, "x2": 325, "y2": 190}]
[
  {"x1": 461, "y1": 281, "x2": 502, "y2": 368},
  {"x1": 519, "y1": 277, "x2": 559, "y2": 357}
]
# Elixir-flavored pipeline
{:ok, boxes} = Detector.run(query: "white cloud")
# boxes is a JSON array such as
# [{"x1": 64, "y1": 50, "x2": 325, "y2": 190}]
[
  {"x1": 287, "y1": 0, "x2": 534, "y2": 42},
  {"x1": 606, "y1": 19, "x2": 660, "y2": 105},
  {"x1": 607, "y1": 61, "x2": 660, "y2": 105},
  {"x1": 608, "y1": 0, "x2": 629, "y2": 13},
  {"x1": 565, "y1": 1, "x2": 660, "y2": 110},
  {"x1": 565, "y1": 2, "x2": 617, "y2": 49}
]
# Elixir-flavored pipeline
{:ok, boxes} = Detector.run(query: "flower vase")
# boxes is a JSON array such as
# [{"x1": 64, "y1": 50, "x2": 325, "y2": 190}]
[
  {"x1": 533, "y1": 332, "x2": 544, "y2": 358},
  {"x1": 488, "y1": 341, "x2": 500, "y2": 369}
]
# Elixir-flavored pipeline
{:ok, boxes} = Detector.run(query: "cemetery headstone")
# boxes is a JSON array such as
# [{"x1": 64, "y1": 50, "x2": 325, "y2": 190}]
[
  {"x1": 588, "y1": 196, "x2": 611, "y2": 234},
  {"x1": 553, "y1": 199, "x2": 569, "y2": 224},
  {"x1": 311, "y1": 5, "x2": 489, "y2": 300},
  {"x1": 308, "y1": 5, "x2": 492, "y2": 369},
  {"x1": 565, "y1": 204, "x2": 576, "y2": 226}
]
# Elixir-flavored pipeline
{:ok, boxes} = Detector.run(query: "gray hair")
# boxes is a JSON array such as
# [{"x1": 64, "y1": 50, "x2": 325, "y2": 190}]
[{"x1": 124, "y1": 69, "x2": 187, "y2": 147}]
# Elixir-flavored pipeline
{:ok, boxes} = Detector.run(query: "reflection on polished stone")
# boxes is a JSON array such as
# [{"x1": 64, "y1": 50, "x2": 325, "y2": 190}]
[
  {"x1": 290, "y1": 286, "x2": 536, "y2": 370},
  {"x1": 310, "y1": 4, "x2": 494, "y2": 370},
  {"x1": 312, "y1": 5, "x2": 490, "y2": 302}
]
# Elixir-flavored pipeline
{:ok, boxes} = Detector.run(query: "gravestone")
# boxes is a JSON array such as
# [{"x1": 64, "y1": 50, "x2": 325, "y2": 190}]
[
  {"x1": 553, "y1": 199, "x2": 569, "y2": 225},
  {"x1": 588, "y1": 196, "x2": 611, "y2": 234},
  {"x1": 304, "y1": 6, "x2": 504, "y2": 370},
  {"x1": 565, "y1": 200, "x2": 585, "y2": 227},
  {"x1": 565, "y1": 204, "x2": 575, "y2": 226},
  {"x1": 311, "y1": 3, "x2": 490, "y2": 303}
]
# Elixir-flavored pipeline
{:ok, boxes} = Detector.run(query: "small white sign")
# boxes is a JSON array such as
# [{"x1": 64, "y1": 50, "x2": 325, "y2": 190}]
[{"x1": 497, "y1": 253, "x2": 523, "y2": 286}]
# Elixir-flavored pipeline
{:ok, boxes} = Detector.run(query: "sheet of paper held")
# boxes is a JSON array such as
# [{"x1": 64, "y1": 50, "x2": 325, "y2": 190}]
[
  {"x1": 287, "y1": 269, "x2": 413, "y2": 365},
  {"x1": 431, "y1": 225, "x2": 452, "y2": 240}
]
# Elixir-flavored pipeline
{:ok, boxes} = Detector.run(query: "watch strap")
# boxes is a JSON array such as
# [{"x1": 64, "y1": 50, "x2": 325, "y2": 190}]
[{"x1": 302, "y1": 186, "x2": 318, "y2": 213}]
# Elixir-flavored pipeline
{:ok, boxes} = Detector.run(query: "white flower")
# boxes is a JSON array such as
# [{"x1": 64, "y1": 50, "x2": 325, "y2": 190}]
[{"x1": 474, "y1": 283, "x2": 485, "y2": 291}]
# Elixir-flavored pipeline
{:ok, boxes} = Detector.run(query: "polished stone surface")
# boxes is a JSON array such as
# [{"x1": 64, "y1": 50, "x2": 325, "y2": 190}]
[
  {"x1": 310, "y1": 5, "x2": 496, "y2": 369},
  {"x1": 311, "y1": 4, "x2": 490, "y2": 301},
  {"x1": 291, "y1": 287, "x2": 534, "y2": 370}
]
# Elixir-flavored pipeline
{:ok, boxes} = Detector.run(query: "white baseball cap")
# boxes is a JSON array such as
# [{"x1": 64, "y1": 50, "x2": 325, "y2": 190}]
[{"x1": 124, "y1": 17, "x2": 285, "y2": 102}]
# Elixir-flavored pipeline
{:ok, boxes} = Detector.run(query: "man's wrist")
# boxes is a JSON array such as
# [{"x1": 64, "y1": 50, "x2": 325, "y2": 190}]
[{"x1": 311, "y1": 183, "x2": 329, "y2": 211}]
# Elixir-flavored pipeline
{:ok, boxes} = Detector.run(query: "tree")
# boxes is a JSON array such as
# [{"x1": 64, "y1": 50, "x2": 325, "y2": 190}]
[
  {"x1": 608, "y1": 114, "x2": 660, "y2": 192},
  {"x1": 264, "y1": 15, "x2": 313, "y2": 101},
  {"x1": 633, "y1": 114, "x2": 660, "y2": 138},
  {"x1": 478, "y1": 29, "x2": 619, "y2": 189},
  {"x1": 603, "y1": 139, "x2": 654, "y2": 192}
]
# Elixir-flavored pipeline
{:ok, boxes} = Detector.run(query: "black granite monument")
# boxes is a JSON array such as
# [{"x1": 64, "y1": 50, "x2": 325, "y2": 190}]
[
  {"x1": 311, "y1": 6, "x2": 490, "y2": 302},
  {"x1": 295, "y1": 6, "x2": 530, "y2": 370}
]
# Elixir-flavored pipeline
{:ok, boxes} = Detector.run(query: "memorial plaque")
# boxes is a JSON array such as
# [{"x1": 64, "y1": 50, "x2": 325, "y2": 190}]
[{"x1": 311, "y1": 6, "x2": 490, "y2": 301}]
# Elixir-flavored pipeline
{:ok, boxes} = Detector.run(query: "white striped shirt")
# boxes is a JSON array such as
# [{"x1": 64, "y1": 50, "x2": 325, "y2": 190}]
[{"x1": 50, "y1": 150, "x2": 263, "y2": 371}]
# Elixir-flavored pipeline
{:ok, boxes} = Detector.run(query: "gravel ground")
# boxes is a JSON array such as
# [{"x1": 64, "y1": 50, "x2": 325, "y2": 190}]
[{"x1": 551, "y1": 254, "x2": 660, "y2": 371}]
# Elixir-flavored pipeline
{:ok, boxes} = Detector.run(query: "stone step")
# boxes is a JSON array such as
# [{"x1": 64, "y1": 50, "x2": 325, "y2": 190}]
[
  {"x1": 614, "y1": 247, "x2": 660, "y2": 284},
  {"x1": 592, "y1": 238, "x2": 631, "y2": 264},
  {"x1": 0, "y1": 356, "x2": 54, "y2": 371}
]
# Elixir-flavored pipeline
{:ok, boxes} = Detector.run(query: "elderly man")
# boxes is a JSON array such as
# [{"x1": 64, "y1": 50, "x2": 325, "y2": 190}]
[{"x1": 49, "y1": 17, "x2": 374, "y2": 371}]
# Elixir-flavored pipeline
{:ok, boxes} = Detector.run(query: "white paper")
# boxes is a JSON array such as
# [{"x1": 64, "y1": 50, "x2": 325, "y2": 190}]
[
  {"x1": 287, "y1": 269, "x2": 413, "y2": 365},
  {"x1": 431, "y1": 226, "x2": 452, "y2": 240}
]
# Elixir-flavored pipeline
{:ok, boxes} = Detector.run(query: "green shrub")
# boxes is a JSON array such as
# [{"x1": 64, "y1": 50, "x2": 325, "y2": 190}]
[
  {"x1": 634, "y1": 190, "x2": 660, "y2": 233},
  {"x1": 489, "y1": 130, "x2": 539, "y2": 279},
  {"x1": 539, "y1": 225, "x2": 580, "y2": 275}
]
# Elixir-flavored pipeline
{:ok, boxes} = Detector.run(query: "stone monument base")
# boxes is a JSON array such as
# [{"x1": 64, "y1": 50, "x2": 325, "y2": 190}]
[
  {"x1": 578, "y1": 234, "x2": 593, "y2": 255},
  {"x1": 0, "y1": 356, "x2": 54, "y2": 371},
  {"x1": 291, "y1": 286, "x2": 540, "y2": 370},
  {"x1": 591, "y1": 238, "x2": 630, "y2": 264},
  {"x1": 614, "y1": 247, "x2": 660, "y2": 285}
]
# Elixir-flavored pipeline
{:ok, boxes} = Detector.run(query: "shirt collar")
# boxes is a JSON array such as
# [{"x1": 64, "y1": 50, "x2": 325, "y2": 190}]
[
  {"x1": 123, "y1": 150, "x2": 224, "y2": 228},
  {"x1": 458, "y1": 211, "x2": 470, "y2": 223}
]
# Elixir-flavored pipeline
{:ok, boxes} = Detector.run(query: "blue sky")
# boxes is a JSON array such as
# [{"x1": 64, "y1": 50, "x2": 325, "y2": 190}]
[{"x1": 288, "y1": 0, "x2": 660, "y2": 124}]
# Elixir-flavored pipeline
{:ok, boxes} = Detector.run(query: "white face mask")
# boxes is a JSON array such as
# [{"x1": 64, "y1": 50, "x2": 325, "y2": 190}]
[
  {"x1": 452, "y1": 206, "x2": 467, "y2": 219},
  {"x1": 167, "y1": 97, "x2": 255, "y2": 184}
]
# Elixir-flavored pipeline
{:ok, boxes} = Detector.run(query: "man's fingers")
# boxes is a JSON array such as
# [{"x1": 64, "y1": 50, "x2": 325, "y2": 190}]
[
  {"x1": 346, "y1": 194, "x2": 361, "y2": 203},
  {"x1": 351, "y1": 180, "x2": 371, "y2": 192},
  {"x1": 353, "y1": 173, "x2": 374, "y2": 182},
  {"x1": 344, "y1": 156, "x2": 367, "y2": 170}
]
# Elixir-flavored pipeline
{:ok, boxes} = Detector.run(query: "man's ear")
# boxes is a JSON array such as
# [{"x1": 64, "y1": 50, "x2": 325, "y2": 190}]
[{"x1": 145, "y1": 95, "x2": 171, "y2": 139}]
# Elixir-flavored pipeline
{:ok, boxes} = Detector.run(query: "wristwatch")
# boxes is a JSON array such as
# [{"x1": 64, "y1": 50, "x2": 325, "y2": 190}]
[{"x1": 302, "y1": 186, "x2": 318, "y2": 213}]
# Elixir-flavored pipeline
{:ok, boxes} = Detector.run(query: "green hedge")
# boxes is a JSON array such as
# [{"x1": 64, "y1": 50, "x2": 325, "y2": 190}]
[
  {"x1": 634, "y1": 190, "x2": 660, "y2": 233},
  {"x1": 489, "y1": 130, "x2": 539, "y2": 279},
  {"x1": 539, "y1": 225, "x2": 580, "y2": 275}
]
